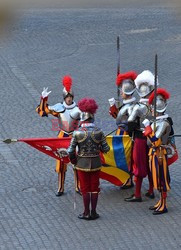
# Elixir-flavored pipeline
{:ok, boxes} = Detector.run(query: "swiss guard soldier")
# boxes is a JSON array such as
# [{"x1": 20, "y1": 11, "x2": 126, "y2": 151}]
[
  {"x1": 68, "y1": 98, "x2": 110, "y2": 220},
  {"x1": 143, "y1": 88, "x2": 172, "y2": 214},
  {"x1": 109, "y1": 71, "x2": 137, "y2": 188},
  {"x1": 36, "y1": 75, "x2": 81, "y2": 196},
  {"x1": 125, "y1": 70, "x2": 155, "y2": 202}
]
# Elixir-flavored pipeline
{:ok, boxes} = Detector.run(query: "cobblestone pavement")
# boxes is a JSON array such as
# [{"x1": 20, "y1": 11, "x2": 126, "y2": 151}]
[{"x1": 0, "y1": 5, "x2": 181, "y2": 250}]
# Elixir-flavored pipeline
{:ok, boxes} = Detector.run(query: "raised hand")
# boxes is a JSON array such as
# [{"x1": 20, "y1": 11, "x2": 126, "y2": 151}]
[{"x1": 41, "y1": 87, "x2": 51, "y2": 98}]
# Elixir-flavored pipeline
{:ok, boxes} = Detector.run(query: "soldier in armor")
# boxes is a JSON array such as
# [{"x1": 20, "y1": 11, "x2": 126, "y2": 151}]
[
  {"x1": 109, "y1": 71, "x2": 137, "y2": 189},
  {"x1": 143, "y1": 88, "x2": 171, "y2": 214},
  {"x1": 36, "y1": 75, "x2": 81, "y2": 196},
  {"x1": 125, "y1": 70, "x2": 155, "y2": 202},
  {"x1": 68, "y1": 98, "x2": 110, "y2": 220}
]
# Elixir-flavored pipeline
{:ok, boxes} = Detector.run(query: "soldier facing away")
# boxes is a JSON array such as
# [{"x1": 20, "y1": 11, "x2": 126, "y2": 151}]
[{"x1": 68, "y1": 98, "x2": 110, "y2": 220}]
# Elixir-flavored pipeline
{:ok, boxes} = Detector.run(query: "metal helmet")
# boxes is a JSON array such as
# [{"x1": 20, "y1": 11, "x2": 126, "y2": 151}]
[
  {"x1": 149, "y1": 88, "x2": 170, "y2": 113},
  {"x1": 63, "y1": 88, "x2": 74, "y2": 99},
  {"x1": 135, "y1": 70, "x2": 156, "y2": 98},
  {"x1": 121, "y1": 79, "x2": 136, "y2": 95},
  {"x1": 80, "y1": 112, "x2": 94, "y2": 122},
  {"x1": 78, "y1": 98, "x2": 98, "y2": 122},
  {"x1": 116, "y1": 71, "x2": 137, "y2": 96},
  {"x1": 62, "y1": 75, "x2": 74, "y2": 99}
]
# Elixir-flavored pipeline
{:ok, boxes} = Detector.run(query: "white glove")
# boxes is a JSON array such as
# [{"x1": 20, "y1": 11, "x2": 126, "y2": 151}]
[
  {"x1": 41, "y1": 87, "x2": 51, "y2": 98},
  {"x1": 142, "y1": 119, "x2": 150, "y2": 127},
  {"x1": 108, "y1": 98, "x2": 116, "y2": 107}
]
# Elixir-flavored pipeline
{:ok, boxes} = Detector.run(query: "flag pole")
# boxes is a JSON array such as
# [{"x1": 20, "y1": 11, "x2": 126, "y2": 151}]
[
  {"x1": 153, "y1": 54, "x2": 158, "y2": 132},
  {"x1": 116, "y1": 36, "x2": 120, "y2": 106}
]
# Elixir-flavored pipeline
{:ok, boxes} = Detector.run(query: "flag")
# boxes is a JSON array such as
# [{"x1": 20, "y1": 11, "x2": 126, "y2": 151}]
[
  {"x1": 19, "y1": 137, "x2": 71, "y2": 163},
  {"x1": 100, "y1": 135, "x2": 132, "y2": 186}
]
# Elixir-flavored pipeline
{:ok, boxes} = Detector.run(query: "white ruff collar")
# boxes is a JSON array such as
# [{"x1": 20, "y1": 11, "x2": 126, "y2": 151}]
[
  {"x1": 139, "y1": 98, "x2": 149, "y2": 104},
  {"x1": 156, "y1": 114, "x2": 168, "y2": 120},
  {"x1": 63, "y1": 101, "x2": 76, "y2": 109},
  {"x1": 123, "y1": 97, "x2": 136, "y2": 104},
  {"x1": 81, "y1": 123, "x2": 95, "y2": 128}
]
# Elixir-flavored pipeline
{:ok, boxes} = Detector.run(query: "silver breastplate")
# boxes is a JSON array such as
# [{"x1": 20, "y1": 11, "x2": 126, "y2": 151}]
[
  {"x1": 116, "y1": 103, "x2": 135, "y2": 129},
  {"x1": 128, "y1": 102, "x2": 152, "y2": 129},
  {"x1": 58, "y1": 106, "x2": 80, "y2": 133}
]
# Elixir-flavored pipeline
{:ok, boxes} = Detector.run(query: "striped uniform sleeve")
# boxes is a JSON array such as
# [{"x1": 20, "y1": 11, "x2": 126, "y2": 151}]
[{"x1": 36, "y1": 97, "x2": 59, "y2": 117}]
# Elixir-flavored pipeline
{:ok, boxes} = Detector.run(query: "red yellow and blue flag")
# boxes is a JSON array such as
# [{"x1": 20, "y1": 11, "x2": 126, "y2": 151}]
[{"x1": 6, "y1": 135, "x2": 132, "y2": 186}]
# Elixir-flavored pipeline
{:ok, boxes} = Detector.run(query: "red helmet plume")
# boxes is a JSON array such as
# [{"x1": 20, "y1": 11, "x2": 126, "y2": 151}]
[
  {"x1": 116, "y1": 71, "x2": 137, "y2": 87},
  {"x1": 149, "y1": 88, "x2": 170, "y2": 105},
  {"x1": 62, "y1": 75, "x2": 72, "y2": 92}
]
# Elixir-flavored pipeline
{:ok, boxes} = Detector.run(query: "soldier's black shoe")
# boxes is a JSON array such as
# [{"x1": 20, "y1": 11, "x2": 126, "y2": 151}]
[
  {"x1": 152, "y1": 208, "x2": 168, "y2": 215},
  {"x1": 90, "y1": 211, "x2": 100, "y2": 220},
  {"x1": 145, "y1": 191, "x2": 155, "y2": 199},
  {"x1": 56, "y1": 191, "x2": 64, "y2": 197},
  {"x1": 124, "y1": 195, "x2": 142, "y2": 202},
  {"x1": 78, "y1": 213, "x2": 91, "y2": 220}
]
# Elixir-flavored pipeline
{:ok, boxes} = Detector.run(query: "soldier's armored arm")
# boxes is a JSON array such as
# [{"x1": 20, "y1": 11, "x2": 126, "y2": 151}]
[
  {"x1": 127, "y1": 104, "x2": 140, "y2": 133},
  {"x1": 70, "y1": 106, "x2": 81, "y2": 120},
  {"x1": 67, "y1": 132, "x2": 78, "y2": 164},
  {"x1": 128, "y1": 104, "x2": 140, "y2": 122},
  {"x1": 116, "y1": 106, "x2": 125, "y2": 125},
  {"x1": 142, "y1": 122, "x2": 161, "y2": 147},
  {"x1": 100, "y1": 133, "x2": 110, "y2": 153},
  {"x1": 155, "y1": 121, "x2": 171, "y2": 144},
  {"x1": 143, "y1": 119, "x2": 171, "y2": 147},
  {"x1": 128, "y1": 103, "x2": 149, "y2": 134}
]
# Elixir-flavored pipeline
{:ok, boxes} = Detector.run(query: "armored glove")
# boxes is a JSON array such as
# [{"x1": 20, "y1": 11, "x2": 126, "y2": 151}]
[
  {"x1": 68, "y1": 152, "x2": 77, "y2": 165},
  {"x1": 41, "y1": 87, "x2": 51, "y2": 99}
]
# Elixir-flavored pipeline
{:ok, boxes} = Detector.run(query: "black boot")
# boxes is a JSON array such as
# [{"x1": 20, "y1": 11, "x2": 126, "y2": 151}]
[{"x1": 90, "y1": 211, "x2": 100, "y2": 220}]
